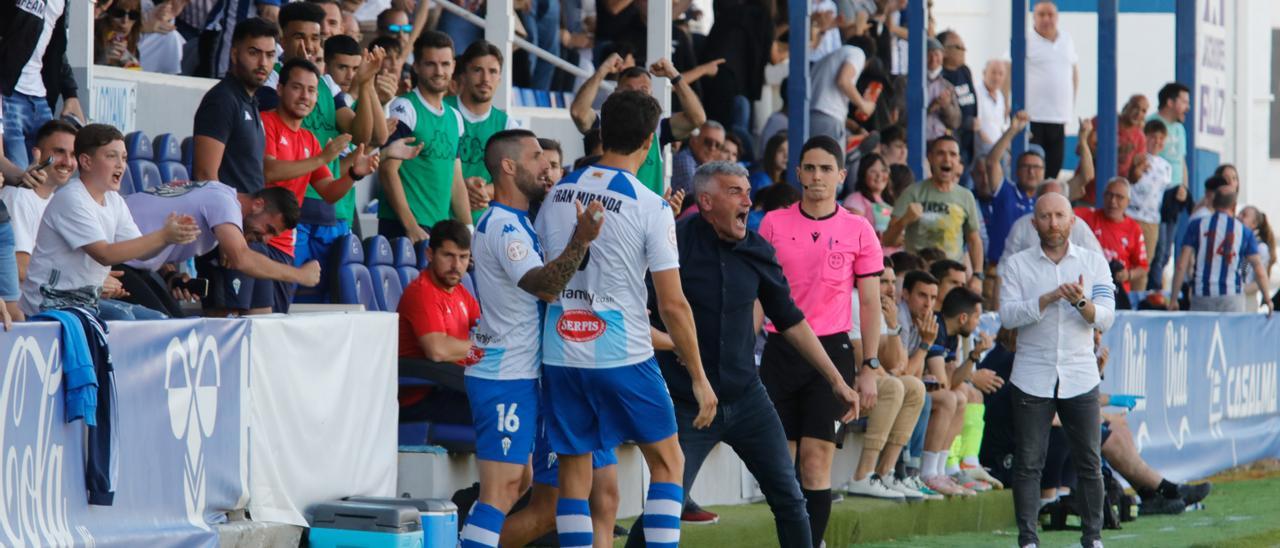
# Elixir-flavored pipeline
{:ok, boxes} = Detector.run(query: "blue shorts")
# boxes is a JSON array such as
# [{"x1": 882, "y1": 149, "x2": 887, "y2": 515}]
[
  {"x1": 532, "y1": 381, "x2": 618, "y2": 487},
  {"x1": 294, "y1": 221, "x2": 351, "y2": 266},
  {"x1": 465, "y1": 376, "x2": 539, "y2": 465},
  {"x1": 0, "y1": 218, "x2": 18, "y2": 301},
  {"x1": 542, "y1": 358, "x2": 677, "y2": 455},
  {"x1": 197, "y1": 242, "x2": 294, "y2": 312}
]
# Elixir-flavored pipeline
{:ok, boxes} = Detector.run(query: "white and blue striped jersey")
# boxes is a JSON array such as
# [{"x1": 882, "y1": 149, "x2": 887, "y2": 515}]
[
  {"x1": 534, "y1": 165, "x2": 680, "y2": 369},
  {"x1": 469, "y1": 203, "x2": 545, "y2": 380},
  {"x1": 1181, "y1": 211, "x2": 1259, "y2": 297}
]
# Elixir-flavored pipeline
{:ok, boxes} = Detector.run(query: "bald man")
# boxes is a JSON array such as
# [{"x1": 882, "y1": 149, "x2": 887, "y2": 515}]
[
  {"x1": 998, "y1": 192, "x2": 1115, "y2": 548},
  {"x1": 1074, "y1": 178, "x2": 1149, "y2": 291}
]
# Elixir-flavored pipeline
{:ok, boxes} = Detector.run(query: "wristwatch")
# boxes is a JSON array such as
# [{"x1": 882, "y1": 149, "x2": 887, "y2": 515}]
[
  {"x1": 917, "y1": 342, "x2": 932, "y2": 353},
  {"x1": 1074, "y1": 298, "x2": 1088, "y2": 310},
  {"x1": 863, "y1": 358, "x2": 882, "y2": 370},
  {"x1": 968, "y1": 349, "x2": 984, "y2": 362},
  {"x1": 886, "y1": 324, "x2": 902, "y2": 336}
]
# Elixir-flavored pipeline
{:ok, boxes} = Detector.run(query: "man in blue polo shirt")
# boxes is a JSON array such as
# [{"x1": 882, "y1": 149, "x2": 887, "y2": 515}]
[{"x1": 979, "y1": 111, "x2": 1039, "y2": 273}]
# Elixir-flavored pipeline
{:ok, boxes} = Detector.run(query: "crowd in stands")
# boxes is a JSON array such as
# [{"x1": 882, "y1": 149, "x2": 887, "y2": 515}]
[{"x1": 0, "y1": 0, "x2": 1269, "y2": 546}]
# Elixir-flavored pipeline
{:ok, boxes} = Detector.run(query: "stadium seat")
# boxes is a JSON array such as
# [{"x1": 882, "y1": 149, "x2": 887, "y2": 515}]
[
  {"x1": 124, "y1": 131, "x2": 153, "y2": 161},
  {"x1": 460, "y1": 271, "x2": 476, "y2": 298},
  {"x1": 413, "y1": 239, "x2": 430, "y2": 270},
  {"x1": 153, "y1": 133, "x2": 189, "y2": 183},
  {"x1": 123, "y1": 161, "x2": 162, "y2": 195},
  {"x1": 364, "y1": 235, "x2": 404, "y2": 311},
  {"x1": 331, "y1": 234, "x2": 376, "y2": 309},
  {"x1": 180, "y1": 136, "x2": 194, "y2": 175},
  {"x1": 390, "y1": 237, "x2": 420, "y2": 288}
]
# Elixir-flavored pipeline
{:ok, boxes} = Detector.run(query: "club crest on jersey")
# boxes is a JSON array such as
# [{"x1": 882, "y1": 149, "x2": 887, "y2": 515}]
[
  {"x1": 507, "y1": 240, "x2": 529, "y2": 262},
  {"x1": 827, "y1": 253, "x2": 845, "y2": 269},
  {"x1": 460, "y1": 345, "x2": 485, "y2": 366},
  {"x1": 557, "y1": 310, "x2": 607, "y2": 342}
]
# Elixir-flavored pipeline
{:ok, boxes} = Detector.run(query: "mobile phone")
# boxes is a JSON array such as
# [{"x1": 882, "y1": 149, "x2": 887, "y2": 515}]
[
  {"x1": 182, "y1": 278, "x2": 210, "y2": 298},
  {"x1": 32, "y1": 155, "x2": 54, "y2": 172},
  {"x1": 923, "y1": 379, "x2": 941, "y2": 392}
]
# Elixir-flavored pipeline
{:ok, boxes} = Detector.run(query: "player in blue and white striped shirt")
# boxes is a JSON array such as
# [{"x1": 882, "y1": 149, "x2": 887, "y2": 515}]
[{"x1": 1169, "y1": 189, "x2": 1272, "y2": 314}]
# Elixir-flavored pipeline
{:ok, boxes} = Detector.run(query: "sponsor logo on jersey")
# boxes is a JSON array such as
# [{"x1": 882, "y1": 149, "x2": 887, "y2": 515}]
[
  {"x1": 460, "y1": 345, "x2": 486, "y2": 366},
  {"x1": 557, "y1": 310, "x2": 607, "y2": 342}
]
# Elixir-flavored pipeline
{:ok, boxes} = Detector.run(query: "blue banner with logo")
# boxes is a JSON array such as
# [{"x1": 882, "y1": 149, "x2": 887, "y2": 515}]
[
  {"x1": 0, "y1": 318, "x2": 246, "y2": 547},
  {"x1": 1100, "y1": 311, "x2": 1280, "y2": 482}
]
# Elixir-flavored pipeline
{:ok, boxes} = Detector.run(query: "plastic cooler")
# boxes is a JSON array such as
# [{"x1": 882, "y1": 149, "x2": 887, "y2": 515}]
[
  {"x1": 345, "y1": 496, "x2": 459, "y2": 548},
  {"x1": 308, "y1": 501, "x2": 423, "y2": 548}
]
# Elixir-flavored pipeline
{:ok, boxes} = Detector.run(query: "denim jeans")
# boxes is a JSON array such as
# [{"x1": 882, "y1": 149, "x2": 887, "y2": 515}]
[
  {"x1": 437, "y1": 9, "x2": 483, "y2": 57},
  {"x1": 626, "y1": 380, "x2": 812, "y2": 548},
  {"x1": 906, "y1": 391, "x2": 932, "y2": 464},
  {"x1": 1011, "y1": 385, "x2": 1103, "y2": 547},
  {"x1": 98, "y1": 298, "x2": 169, "y2": 321},
  {"x1": 0, "y1": 219, "x2": 18, "y2": 301},
  {"x1": 527, "y1": 0, "x2": 561, "y2": 90},
  {"x1": 2, "y1": 92, "x2": 55, "y2": 169},
  {"x1": 1147, "y1": 219, "x2": 1178, "y2": 290}
]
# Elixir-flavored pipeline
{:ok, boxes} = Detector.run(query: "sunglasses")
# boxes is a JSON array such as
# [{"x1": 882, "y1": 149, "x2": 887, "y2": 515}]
[
  {"x1": 108, "y1": 7, "x2": 141, "y2": 20},
  {"x1": 386, "y1": 24, "x2": 413, "y2": 34}
]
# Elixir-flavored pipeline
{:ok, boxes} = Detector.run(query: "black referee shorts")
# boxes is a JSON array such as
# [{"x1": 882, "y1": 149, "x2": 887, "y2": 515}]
[{"x1": 759, "y1": 331, "x2": 856, "y2": 443}]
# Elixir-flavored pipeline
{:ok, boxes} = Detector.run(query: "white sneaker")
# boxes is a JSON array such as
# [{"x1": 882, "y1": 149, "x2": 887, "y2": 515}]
[
  {"x1": 904, "y1": 475, "x2": 944, "y2": 500},
  {"x1": 885, "y1": 476, "x2": 926, "y2": 501},
  {"x1": 846, "y1": 475, "x2": 905, "y2": 500}
]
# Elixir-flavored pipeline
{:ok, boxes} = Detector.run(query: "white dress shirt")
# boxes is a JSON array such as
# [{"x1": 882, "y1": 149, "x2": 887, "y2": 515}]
[
  {"x1": 998, "y1": 242, "x2": 1116, "y2": 398},
  {"x1": 1000, "y1": 211, "x2": 1102, "y2": 264},
  {"x1": 1025, "y1": 29, "x2": 1078, "y2": 124}
]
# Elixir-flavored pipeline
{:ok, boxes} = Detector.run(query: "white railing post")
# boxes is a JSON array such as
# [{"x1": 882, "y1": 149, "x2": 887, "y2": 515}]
[
  {"x1": 67, "y1": 0, "x2": 96, "y2": 120},
  {"x1": 484, "y1": 0, "x2": 515, "y2": 112},
  {"x1": 647, "y1": 0, "x2": 673, "y2": 116}
]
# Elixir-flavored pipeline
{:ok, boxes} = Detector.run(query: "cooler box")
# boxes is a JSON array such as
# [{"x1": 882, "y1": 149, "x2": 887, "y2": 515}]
[
  {"x1": 345, "y1": 496, "x2": 458, "y2": 548},
  {"x1": 308, "y1": 501, "x2": 424, "y2": 548}
]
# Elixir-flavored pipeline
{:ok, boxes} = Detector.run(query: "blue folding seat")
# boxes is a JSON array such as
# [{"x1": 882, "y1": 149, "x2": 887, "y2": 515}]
[
  {"x1": 123, "y1": 132, "x2": 162, "y2": 192},
  {"x1": 364, "y1": 235, "x2": 404, "y2": 311},
  {"x1": 331, "y1": 234, "x2": 376, "y2": 309},
  {"x1": 153, "y1": 133, "x2": 189, "y2": 183},
  {"x1": 390, "y1": 236, "x2": 420, "y2": 288}
]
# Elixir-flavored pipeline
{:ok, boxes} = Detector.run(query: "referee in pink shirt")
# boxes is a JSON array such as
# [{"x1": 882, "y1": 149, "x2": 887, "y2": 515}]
[{"x1": 759, "y1": 136, "x2": 886, "y2": 546}]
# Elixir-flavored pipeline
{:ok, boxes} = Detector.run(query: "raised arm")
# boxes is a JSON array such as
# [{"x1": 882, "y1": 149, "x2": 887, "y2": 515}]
[
  {"x1": 518, "y1": 202, "x2": 605, "y2": 301},
  {"x1": 570, "y1": 54, "x2": 625, "y2": 133},
  {"x1": 651, "y1": 58, "x2": 707, "y2": 140},
  {"x1": 983, "y1": 110, "x2": 1030, "y2": 199}
]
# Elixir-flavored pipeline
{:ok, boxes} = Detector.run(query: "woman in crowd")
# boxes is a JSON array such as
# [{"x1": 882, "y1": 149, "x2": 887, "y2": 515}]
[
  {"x1": 1239, "y1": 205, "x2": 1276, "y2": 308},
  {"x1": 96, "y1": 0, "x2": 144, "y2": 69},
  {"x1": 750, "y1": 132, "x2": 789, "y2": 197},
  {"x1": 842, "y1": 152, "x2": 895, "y2": 244},
  {"x1": 1116, "y1": 94, "x2": 1149, "y2": 180}
]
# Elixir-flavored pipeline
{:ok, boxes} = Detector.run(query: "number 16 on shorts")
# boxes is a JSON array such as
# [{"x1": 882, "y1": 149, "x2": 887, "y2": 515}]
[{"x1": 466, "y1": 377, "x2": 539, "y2": 464}]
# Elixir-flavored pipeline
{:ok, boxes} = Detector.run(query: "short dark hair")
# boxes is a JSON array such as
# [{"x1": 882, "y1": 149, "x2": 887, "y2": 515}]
[
  {"x1": 1142, "y1": 119, "x2": 1167, "y2": 136},
  {"x1": 279, "y1": 1, "x2": 325, "y2": 31},
  {"x1": 902, "y1": 270, "x2": 939, "y2": 294},
  {"x1": 890, "y1": 251, "x2": 926, "y2": 274},
  {"x1": 537, "y1": 138, "x2": 562, "y2": 159},
  {"x1": 279, "y1": 58, "x2": 322, "y2": 88},
  {"x1": 253, "y1": 187, "x2": 302, "y2": 229},
  {"x1": 232, "y1": 17, "x2": 280, "y2": 45},
  {"x1": 800, "y1": 135, "x2": 844, "y2": 167},
  {"x1": 617, "y1": 66, "x2": 650, "y2": 83},
  {"x1": 941, "y1": 287, "x2": 983, "y2": 319},
  {"x1": 413, "y1": 30, "x2": 454, "y2": 60},
  {"x1": 918, "y1": 247, "x2": 947, "y2": 265},
  {"x1": 1157, "y1": 82, "x2": 1190, "y2": 111},
  {"x1": 573, "y1": 154, "x2": 602, "y2": 171},
  {"x1": 936, "y1": 30, "x2": 957, "y2": 46},
  {"x1": 324, "y1": 34, "x2": 362, "y2": 61},
  {"x1": 35, "y1": 119, "x2": 79, "y2": 145},
  {"x1": 369, "y1": 35, "x2": 402, "y2": 56},
  {"x1": 307, "y1": 0, "x2": 340, "y2": 6},
  {"x1": 889, "y1": 163, "x2": 916, "y2": 196},
  {"x1": 376, "y1": 8, "x2": 406, "y2": 28},
  {"x1": 457, "y1": 40, "x2": 503, "y2": 71},
  {"x1": 928, "y1": 135, "x2": 960, "y2": 153},
  {"x1": 74, "y1": 124, "x2": 124, "y2": 158},
  {"x1": 429, "y1": 219, "x2": 471, "y2": 251},
  {"x1": 484, "y1": 129, "x2": 538, "y2": 176},
  {"x1": 1204, "y1": 174, "x2": 1230, "y2": 194},
  {"x1": 880, "y1": 125, "x2": 906, "y2": 146},
  {"x1": 929, "y1": 259, "x2": 965, "y2": 281},
  {"x1": 599, "y1": 90, "x2": 661, "y2": 155},
  {"x1": 1212, "y1": 190, "x2": 1237, "y2": 210},
  {"x1": 1213, "y1": 163, "x2": 1237, "y2": 178}
]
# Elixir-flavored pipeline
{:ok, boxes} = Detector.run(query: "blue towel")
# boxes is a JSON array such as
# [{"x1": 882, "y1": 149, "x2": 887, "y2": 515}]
[{"x1": 32, "y1": 310, "x2": 97, "y2": 425}]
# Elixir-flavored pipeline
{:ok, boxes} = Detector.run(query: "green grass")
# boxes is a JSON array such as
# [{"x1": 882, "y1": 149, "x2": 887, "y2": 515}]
[{"x1": 858, "y1": 476, "x2": 1280, "y2": 548}]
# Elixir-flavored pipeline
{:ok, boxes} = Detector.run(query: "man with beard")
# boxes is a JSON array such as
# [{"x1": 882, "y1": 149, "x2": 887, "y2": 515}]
[
  {"x1": 885, "y1": 136, "x2": 984, "y2": 277},
  {"x1": 459, "y1": 129, "x2": 607, "y2": 547},
  {"x1": 998, "y1": 193, "x2": 1115, "y2": 548},
  {"x1": 380, "y1": 30, "x2": 471, "y2": 241},
  {"x1": 445, "y1": 40, "x2": 519, "y2": 224},
  {"x1": 194, "y1": 17, "x2": 279, "y2": 194}
]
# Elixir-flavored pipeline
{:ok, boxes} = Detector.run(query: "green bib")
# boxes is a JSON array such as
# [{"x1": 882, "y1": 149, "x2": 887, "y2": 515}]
[
  {"x1": 444, "y1": 95, "x2": 509, "y2": 223},
  {"x1": 634, "y1": 133, "x2": 664, "y2": 195},
  {"x1": 378, "y1": 92, "x2": 461, "y2": 229},
  {"x1": 298, "y1": 75, "x2": 356, "y2": 222}
]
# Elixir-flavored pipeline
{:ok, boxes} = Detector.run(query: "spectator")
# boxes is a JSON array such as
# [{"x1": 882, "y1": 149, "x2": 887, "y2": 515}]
[
  {"x1": 756, "y1": 77, "x2": 788, "y2": 160},
  {"x1": 843, "y1": 152, "x2": 895, "y2": 242},
  {"x1": 340, "y1": 10, "x2": 362, "y2": 43},
  {"x1": 759, "y1": 136, "x2": 882, "y2": 544},
  {"x1": 137, "y1": 0, "x2": 191, "y2": 75},
  {"x1": 879, "y1": 125, "x2": 909, "y2": 167},
  {"x1": 671, "y1": 121, "x2": 726, "y2": 196},
  {"x1": 96, "y1": 0, "x2": 144, "y2": 69},
  {"x1": 192, "y1": 17, "x2": 278, "y2": 194},
  {"x1": 196, "y1": 0, "x2": 283, "y2": 78},
  {"x1": 267, "y1": 4, "x2": 387, "y2": 267},
  {"x1": 447, "y1": 40, "x2": 520, "y2": 224},
  {"x1": 979, "y1": 111, "x2": 1037, "y2": 273},
  {"x1": 380, "y1": 31, "x2": 471, "y2": 242},
  {"x1": 19, "y1": 124, "x2": 200, "y2": 316},
  {"x1": 596, "y1": 0, "x2": 649, "y2": 66},
  {"x1": 750, "y1": 132, "x2": 788, "y2": 196},
  {"x1": 699, "y1": 0, "x2": 774, "y2": 150},
  {"x1": 1147, "y1": 82, "x2": 1190, "y2": 191},
  {"x1": 1127, "y1": 120, "x2": 1171, "y2": 273},
  {"x1": 1191, "y1": 167, "x2": 1237, "y2": 220},
  {"x1": 0, "y1": 0, "x2": 86, "y2": 169},
  {"x1": 998, "y1": 192, "x2": 1115, "y2": 548},
  {"x1": 1000, "y1": 180, "x2": 1103, "y2": 264},
  {"x1": 1239, "y1": 206, "x2": 1275, "y2": 308},
  {"x1": 434, "y1": 0, "x2": 484, "y2": 55},
  {"x1": 259, "y1": 59, "x2": 380, "y2": 309},
  {"x1": 536, "y1": 137, "x2": 563, "y2": 190},
  {"x1": 867, "y1": 0, "x2": 908, "y2": 77},
  {"x1": 1169, "y1": 191, "x2": 1272, "y2": 314},
  {"x1": 124, "y1": 183, "x2": 320, "y2": 318},
  {"x1": 323, "y1": 35, "x2": 364, "y2": 97},
  {"x1": 809, "y1": 0, "x2": 842, "y2": 61},
  {"x1": 2, "y1": 120, "x2": 78, "y2": 290},
  {"x1": 369, "y1": 36, "x2": 407, "y2": 105},
  {"x1": 885, "y1": 136, "x2": 983, "y2": 275},
  {"x1": 1115, "y1": 94, "x2": 1149, "y2": 186},
  {"x1": 570, "y1": 56, "x2": 707, "y2": 194},
  {"x1": 721, "y1": 133, "x2": 744, "y2": 164},
  {"x1": 1025, "y1": 0, "x2": 1078, "y2": 179},
  {"x1": 937, "y1": 30, "x2": 977, "y2": 167},
  {"x1": 846, "y1": 262, "x2": 927, "y2": 501},
  {"x1": 808, "y1": 43, "x2": 875, "y2": 144},
  {"x1": 925, "y1": 38, "x2": 961, "y2": 141},
  {"x1": 1074, "y1": 178, "x2": 1148, "y2": 291},
  {"x1": 627, "y1": 161, "x2": 858, "y2": 546},
  {"x1": 307, "y1": 0, "x2": 344, "y2": 41},
  {"x1": 376, "y1": 8, "x2": 414, "y2": 56},
  {"x1": 974, "y1": 59, "x2": 1009, "y2": 153}
]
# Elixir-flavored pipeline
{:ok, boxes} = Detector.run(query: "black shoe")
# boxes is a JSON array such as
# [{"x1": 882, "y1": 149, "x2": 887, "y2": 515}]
[
  {"x1": 1178, "y1": 482, "x2": 1212, "y2": 505},
  {"x1": 614, "y1": 524, "x2": 629, "y2": 537},
  {"x1": 1139, "y1": 496, "x2": 1186, "y2": 516}
]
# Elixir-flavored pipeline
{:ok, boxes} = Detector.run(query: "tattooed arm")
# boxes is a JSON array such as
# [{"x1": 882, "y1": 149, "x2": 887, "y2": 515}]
[{"x1": 518, "y1": 202, "x2": 606, "y2": 302}]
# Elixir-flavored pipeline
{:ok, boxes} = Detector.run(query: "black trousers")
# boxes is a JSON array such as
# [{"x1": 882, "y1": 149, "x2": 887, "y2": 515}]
[
  {"x1": 114, "y1": 265, "x2": 185, "y2": 318},
  {"x1": 1030, "y1": 121, "x2": 1066, "y2": 179},
  {"x1": 1011, "y1": 384, "x2": 1103, "y2": 547}
]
